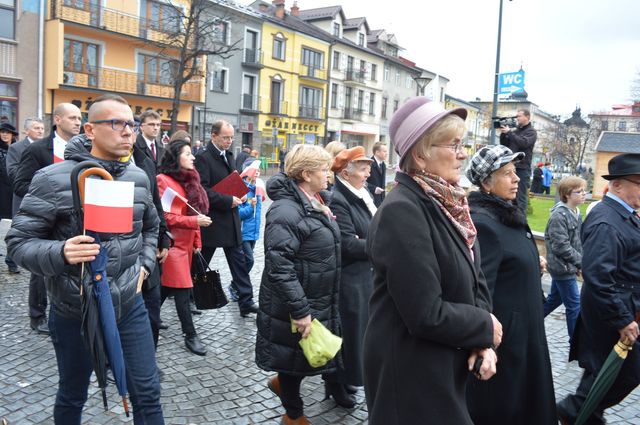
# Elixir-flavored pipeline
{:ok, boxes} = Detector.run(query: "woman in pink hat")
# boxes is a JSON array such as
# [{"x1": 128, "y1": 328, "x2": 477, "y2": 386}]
[{"x1": 363, "y1": 98, "x2": 502, "y2": 424}]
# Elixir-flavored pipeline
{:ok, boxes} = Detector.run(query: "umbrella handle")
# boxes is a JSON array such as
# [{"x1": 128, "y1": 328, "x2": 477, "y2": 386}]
[
  {"x1": 78, "y1": 167, "x2": 113, "y2": 208},
  {"x1": 70, "y1": 161, "x2": 111, "y2": 233}
]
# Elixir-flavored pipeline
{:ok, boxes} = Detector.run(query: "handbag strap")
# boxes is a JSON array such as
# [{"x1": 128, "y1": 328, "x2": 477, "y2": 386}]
[{"x1": 196, "y1": 251, "x2": 213, "y2": 273}]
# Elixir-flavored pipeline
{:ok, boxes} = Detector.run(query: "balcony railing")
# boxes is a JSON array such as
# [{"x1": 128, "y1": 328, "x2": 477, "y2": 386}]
[
  {"x1": 345, "y1": 69, "x2": 366, "y2": 84},
  {"x1": 262, "y1": 98, "x2": 289, "y2": 115},
  {"x1": 343, "y1": 108, "x2": 364, "y2": 120},
  {"x1": 300, "y1": 64, "x2": 327, "y2": 81},
  {"x1": 242, "y1": 48, "x2": 264, "y2": 67},
  {"x1": 298, "y1": 105, "x2": 324, "y2": 120},
  {"x1": 52, "y1": 1, "x2": 181, "y2": 44},
  {"x1": 241, "y1": 94, "x2": 260, "y2": 111},
  {"x1": 62, "y1": 67, "x2": 202, "y2": 102}
]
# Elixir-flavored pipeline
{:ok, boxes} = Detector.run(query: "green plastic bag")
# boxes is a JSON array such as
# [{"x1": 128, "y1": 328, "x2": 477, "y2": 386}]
[{"x1": 291, "y1": 318, "x2": 342, "y2": 368}]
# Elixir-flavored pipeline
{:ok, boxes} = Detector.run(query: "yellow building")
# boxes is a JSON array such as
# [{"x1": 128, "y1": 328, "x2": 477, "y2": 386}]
[
  {"x1": 45, "y1": 0, "x2": 204, "y2": 130},
  {"x1": 255, "y1": 3, "x2": 332, "y2": 162}
]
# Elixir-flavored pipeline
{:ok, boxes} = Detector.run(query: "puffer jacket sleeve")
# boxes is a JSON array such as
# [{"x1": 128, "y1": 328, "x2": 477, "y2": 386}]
[
  {"x1": 139, "y1": 189, "x2": 159, "y2": 273},
  {"x1": 6, "y1": 170, "x2": 68, "y2": 276},
  {"x1": 264, "y1": 203, "x2": 310, "y2": 320},
  {"x1": 546, "y1": 210, "x2": 581, "y2": 267}
]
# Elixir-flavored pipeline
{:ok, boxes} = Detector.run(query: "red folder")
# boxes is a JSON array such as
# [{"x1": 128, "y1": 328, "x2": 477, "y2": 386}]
[{"x1": 212, "y1": 171, "x2": 250, "y2": 198}]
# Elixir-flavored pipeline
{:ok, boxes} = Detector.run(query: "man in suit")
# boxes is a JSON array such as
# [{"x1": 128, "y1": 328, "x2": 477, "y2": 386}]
[
  {"x1": 195, "y1": 120, "x2": 258, "y2": 317},
  {"x1": 135, "y1": 110, "x2": 164, "y2": 168},
  {"x1": 191, "y1": 140, "x2": 203, "y2": 156},
  {"x1": 366, "y1": 142, "x2": 388, "y2": 207},
  {"x1": 235, "y1": 145, "x2": 251, "y2": 172},
  {"x1": 557, "y1": 153, "x2": 640, "y2": 424},
  {"x1": 12, "y1": 103, "x2": 82, "y2": 335}
]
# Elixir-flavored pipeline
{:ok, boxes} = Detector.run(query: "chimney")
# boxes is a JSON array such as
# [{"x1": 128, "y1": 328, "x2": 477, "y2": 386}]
[
  {"x1": 272, "y1": 0, "x2": 285, "y2": 18},
  {"x1": 291, "y1": 1, "x2": 299, "y2": 17}
]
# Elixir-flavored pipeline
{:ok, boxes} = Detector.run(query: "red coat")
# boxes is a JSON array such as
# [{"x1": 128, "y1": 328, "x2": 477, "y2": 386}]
[{"x1": 157, "y1": 174, "x2": 202, "y2": 288}]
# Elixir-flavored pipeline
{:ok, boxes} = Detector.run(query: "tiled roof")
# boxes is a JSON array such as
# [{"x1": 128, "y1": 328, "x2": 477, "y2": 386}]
[
  {"x1": 595, "y1": 131, "x2": 640, "y2": 153},
  {"x1": 344, "y1": 17, "x2": 368, "y2": 30},
  {"x1": 249, "y1": 1, "x2": 334, "y2": 43},
  {"x1": 297, "y1": 6, "x2": 343, "y2": 21},
  {"x1": 591, "y1": 103, "x2": 640, "y2": 117}
]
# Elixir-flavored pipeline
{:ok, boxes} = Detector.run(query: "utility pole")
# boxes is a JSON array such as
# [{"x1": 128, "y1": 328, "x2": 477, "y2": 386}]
[{"x1": 490, "y1": 0, "x2": 512, "y2": 144}]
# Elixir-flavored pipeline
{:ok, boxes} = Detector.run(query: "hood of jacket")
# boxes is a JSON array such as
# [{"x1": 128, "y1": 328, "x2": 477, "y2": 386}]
[
  {"x1": 468, "y1": 190, "x2": 527, "y2": 228},
  {"x1": 64, "y1": 134, "x2": 130, "y2": 177}
]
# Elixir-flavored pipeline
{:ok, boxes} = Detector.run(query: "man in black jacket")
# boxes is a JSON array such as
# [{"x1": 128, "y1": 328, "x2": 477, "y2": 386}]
[
  {"x1": 135, "y1": 110, "x2": 164, "y2": 168},
  {"x1": 235, "y1": 145, "x2": 251, "y2": 172},
  {"x1": 12, "y1": 104, "x2": 82, "y2": 335},
  {"x1": 499, "y1": 109, "x2": 537, "y2": 212},
  {"x1": 195, "y1": 120, "x2": 258, "y2": 317},
  {"x1": 6, "y1": 94, "x2": 163, "y2": 422},
  {"x1": 366, "y1": 142, "x2": 388, "y2": 207},
  {"x1": 7, "y1": 117, "x2": 45, "y2": 216}
]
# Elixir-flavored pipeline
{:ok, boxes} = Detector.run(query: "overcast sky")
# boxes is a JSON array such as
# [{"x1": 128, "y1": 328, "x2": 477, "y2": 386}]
[{"x1": 253, "y1": 0, "x2": 640, "y2": 118}]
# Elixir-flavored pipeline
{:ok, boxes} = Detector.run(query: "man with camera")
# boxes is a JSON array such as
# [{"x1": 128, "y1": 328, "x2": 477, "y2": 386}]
[{"x1": 499, "y1": 109, "x2": 537, "y2": 212}]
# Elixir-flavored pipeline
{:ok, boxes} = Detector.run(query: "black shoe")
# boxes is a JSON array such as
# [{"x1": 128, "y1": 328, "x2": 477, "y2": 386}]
[
  {"x1": 344, "y1": 384, "x2": 358, "y2": 394},
  {"x1": 30, "y1": 317, "x2": 49, "y2": 335},
  {"x1": 324, "y1": 382, "x2": 356, "y2": 408},
  {"x1": 8, "y1": 266, "x2": 20, "y2": 274},
  {"x1": 158, "y1": 322, "x2": 169, "y2": 330},
  {"x1": 240, "y1": 303, "x2": 259, "y2": 318},
  {"x1": 185, "y1": 334, "x2": 207, "y2": 356},
  {"x1": 190, "y1": 302, "x2": 202, "y2": 315}
]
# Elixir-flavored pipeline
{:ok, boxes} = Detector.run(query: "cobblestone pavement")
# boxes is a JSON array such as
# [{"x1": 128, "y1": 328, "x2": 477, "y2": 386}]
[{"x1": 1, "y1": 214, "x2": 639, "y2": 424}]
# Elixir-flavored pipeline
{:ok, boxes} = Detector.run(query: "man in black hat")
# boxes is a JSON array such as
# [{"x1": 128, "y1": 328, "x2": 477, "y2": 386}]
[{"x1": 557, "y1": 153, "x2": 640, "y2": 424}]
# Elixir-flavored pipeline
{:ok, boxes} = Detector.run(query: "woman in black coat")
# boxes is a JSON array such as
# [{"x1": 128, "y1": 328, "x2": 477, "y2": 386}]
[
  {"x1": 328, "y1": 146, "x2": 377, "y2": 401},
  {"x1": 0, "y1": 123, "x2": 18, "y2": 219},
  {"x1": 256, "y1": 144, "x2": 341, "y2": 425},
  {"x1": 364, "y1": 98, "x2": 501, "y2": 425},
  {"x1": 465, "y1": 145, "x2": 557, "y2": 424},
  {"x1": 531, "y1": 162, "x2": 544, "y2": 194}
]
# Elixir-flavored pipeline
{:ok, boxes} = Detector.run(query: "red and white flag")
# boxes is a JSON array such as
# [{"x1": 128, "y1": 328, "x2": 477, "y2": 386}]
[
  {"x1": 53, "y1": 136, "x2": 66, "y2": 163},
  {"x1": 160, "y1": 186, "x2": 187, "y2": 215},
  {"x1": 84, "y1": 179, "x2": 135, "y2": 233}
]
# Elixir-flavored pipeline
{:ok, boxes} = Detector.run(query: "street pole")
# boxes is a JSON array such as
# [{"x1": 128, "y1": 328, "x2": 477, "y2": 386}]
[{"x1": 490, "y1": 0, "x2": 507, "y2": 145}]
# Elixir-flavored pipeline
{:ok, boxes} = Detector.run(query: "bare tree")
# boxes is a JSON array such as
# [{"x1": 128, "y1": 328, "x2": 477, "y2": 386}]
[
  {"x1": 139, "y1": 0, "x2": 242, "y2": 131},
  {"x1": 546, "y1": 110, "x2": 596, "y2": 175}
]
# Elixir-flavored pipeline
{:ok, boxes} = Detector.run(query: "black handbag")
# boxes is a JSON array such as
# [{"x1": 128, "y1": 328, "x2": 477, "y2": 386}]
[{"x1": 192, "y1": 252, "x2": 228, "y2": 310}]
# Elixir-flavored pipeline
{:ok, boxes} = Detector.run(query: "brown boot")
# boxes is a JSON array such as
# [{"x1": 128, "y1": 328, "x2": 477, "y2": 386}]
[
  {"x1": 267, "y1": 375, "x2": 281, "y2": 397},
  {"x1": 281, "y1": 414, "x2": 310, "y2": 425}
]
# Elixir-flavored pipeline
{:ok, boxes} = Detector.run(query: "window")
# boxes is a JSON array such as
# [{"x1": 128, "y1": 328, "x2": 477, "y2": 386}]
[
  {"x1": 270, "y1": 78, "x2": 283, "y2": 114},
  {"x1": 440, "y1": 87, "x2": 444, "y2": 103},
  {"x1": 357, "y1": 89, "x2": 364, "y2": 111},
  {"x1": 299, "y1": 86, "x2": 322, "y2": 119},
  {"x1": 210, "y1": 69, "x2": 228, "y2": 92},
  {"x1": 618, "y1": 121, "x2": 627, "y2": 131},
  {"x1": 0, "y1": 0, "x2": 15, "y2": 40},
  {"x1": 331, "y1": 83, "x2": 338, "y2": 108},
  {"x1": 601, "y1": 120, "x2": 608, "y2": 131},
  {"x1": 138, "y1": 53, "x2": 175, "y2": 86},
  {"x1": 0, "y1": 81, "x2": 18, "y2": 126},
  {"x1": 383, "y1": 66, "x2": 389, "y2": 82},
  {"x1": 302, "y1": 48, "x2": 323, "y2": 69},
  {"x1": 242, "y1": 74, "x2": 256, "y2": 109},
  {"x1": 332, "y1": 51, "x2": 340, "y2": 71},
  {"x1": 393, "y1": 100, "x2": 399, "y2": 112},
  {"x1": 381, "y1": 97, "x2": 388, "y2": 119},
  {"x1": 359, "y1": 59, "x2": 366, "y2": 72},
  {"x1": 144, "y1": 0, "x2": 180, "y2": 34},
  {"x1": 333, "y1": 22, "x2": 340, "y2": 37},
  {"x1": 358, "y1": 33, "x2": 365, "y2": 46},
  {"x1": 64, "y1": 39, "x2": 99, "y2": 86},
  {"x1": 244, "y1": 29, "x2": 259, "y2": 62},
  {"x1": 637, "y1": 122, "x2": 640, "y2": 132},
  {"x1": 273, "y1": 33, "x2": 286, "y2": 60},
  {"x1": 395, "y1": 71, "x2": 400, "y2": 86},
  {"x1": 405, "y1": 75, "x2": 413, "y2": 89},
  {"x1": 369, "y1": 93, "x2": 375, "y2": 115},
  {"x1": 212, "y1": 19, "x2": 229, "y2": 45},
  {"x1": 63, "y1": 0, "x2": 90, "y2": 10},
  {"x1": 371, "y1": 64, "x2": 377, "y2": 81},
  {"x1": 347, "y1": 56, "x2": 354, "y2": 72}
]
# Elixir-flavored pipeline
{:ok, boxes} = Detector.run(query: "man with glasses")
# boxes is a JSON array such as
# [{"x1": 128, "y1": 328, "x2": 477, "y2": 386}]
[
  {"x1": 557, "y1": 153, "x2": 640, "y2": 424},
  {"x1": 195, "y1": 120, "x2": 259, "y2": 317},
  {"x1": 135, "y1": 110, "x2": 164, "y2": 168},
  {"x1": 12, "y1": 103, "x2": 82, "y2": 336},
  {"x1": 6, "y1": 94, "x2": 164, "y2": 423}
]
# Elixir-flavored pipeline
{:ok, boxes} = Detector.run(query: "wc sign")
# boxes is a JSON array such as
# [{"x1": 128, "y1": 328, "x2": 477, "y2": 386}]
[{"x1": 498, "y1": 70, "x2": 525, "y2": 95}]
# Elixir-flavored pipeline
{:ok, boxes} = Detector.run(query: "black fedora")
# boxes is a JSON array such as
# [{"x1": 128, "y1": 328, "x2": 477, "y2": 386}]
[
  {"x1": 0, "y1": 122, "x2": 18, "y2": 136},
  {"x1": 602, "y1": 153, "x2": 640, "y2": 180}
]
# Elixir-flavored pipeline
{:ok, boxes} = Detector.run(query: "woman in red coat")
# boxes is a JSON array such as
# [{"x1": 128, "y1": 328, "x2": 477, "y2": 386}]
[{"x1": 157, "y1": 139, "x2": 212, "y2": 356}]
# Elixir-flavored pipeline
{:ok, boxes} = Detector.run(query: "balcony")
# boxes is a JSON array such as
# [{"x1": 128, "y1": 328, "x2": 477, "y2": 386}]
[
  {"x1": 298, "y1": 105, "x2": 324, "y2": 120},
  {"x1": 62, "y1": 67, "x2": 202, "y2": 102},
  {"x1": 242, "y1": 48, "x2": 264, "y2": 69},
  {"x1": 262, "y1": 98, "x2": 288, "y2": 116},
  {"x1": 299, "y1": 65, "x2": 327, "y2": 81},
  {"x1": 52, "y1": 1, "x2": 180, "y2": 44},
  {"x1": 342, "y1": 108, "x2": 364, "y2": 120},
  {"x1": 0, "y1": 40, "x2": 16, "y2": 77},
  {"x1": 344, "y1": 69, "x2": 366, "y2": 85},
  {"x1": 240, "y1": 94, "x2": 260, "y2": 113}
]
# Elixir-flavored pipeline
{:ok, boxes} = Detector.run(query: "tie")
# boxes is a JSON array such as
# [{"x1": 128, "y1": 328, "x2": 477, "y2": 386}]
[
  {"x1": 151, "y1": 142, "x2": 156, "y2": 161},
  {"x1": 221, "y1": 151, "x2": 228, "y2": 165}
]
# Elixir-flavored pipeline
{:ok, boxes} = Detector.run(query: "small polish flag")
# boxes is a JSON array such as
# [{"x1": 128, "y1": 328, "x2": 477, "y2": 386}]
[
  {"x1": 255, "y1": 177, "x2": 266, "y2": 201},
  {"x1": 160, "y1": 186, "x2": 188, "y2": 214},
  {"x1": 84, "y1": 179, "x2": 135, "y2": 233},
  {"x1": 53, "y1": 137, "x2": 66, "y2": 163}
]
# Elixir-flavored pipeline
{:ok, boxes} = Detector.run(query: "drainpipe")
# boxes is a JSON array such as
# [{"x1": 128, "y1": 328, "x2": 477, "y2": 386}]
[{"x1": 37, "y1": 0, "x2": 45, "y2": 118}]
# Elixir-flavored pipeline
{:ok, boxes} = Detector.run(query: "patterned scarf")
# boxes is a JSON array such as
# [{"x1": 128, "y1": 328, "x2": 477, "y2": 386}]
[{"x1": 411, "y1": 171, "x2": 477, "y2": 252}]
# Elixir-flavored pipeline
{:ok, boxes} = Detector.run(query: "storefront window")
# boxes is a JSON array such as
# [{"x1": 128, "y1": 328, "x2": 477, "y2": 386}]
[{"x1": 0, "y1": 81, "x2": 18, "y2": 126}]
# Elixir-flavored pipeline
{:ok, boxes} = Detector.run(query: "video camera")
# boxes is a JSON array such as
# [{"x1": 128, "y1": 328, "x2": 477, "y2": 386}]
[{"x1": 492, "y1": 116, "x2": 517, "y2": 129}]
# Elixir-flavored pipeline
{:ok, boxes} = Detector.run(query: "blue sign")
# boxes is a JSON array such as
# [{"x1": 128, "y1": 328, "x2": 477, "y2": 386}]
[{"x1": 498, "y1": 70, "x2": 525, "y2": 95}]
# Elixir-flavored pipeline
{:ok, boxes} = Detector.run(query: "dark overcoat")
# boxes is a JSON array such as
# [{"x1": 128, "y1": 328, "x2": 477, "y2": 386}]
[
  {"x1": 331, "y1": 177, "x2": 374, "y2": 386},
  {"x1": 12, "y1": 132, "x2": 55, "y2": 198},
  {"x1": 465, "y1": 191, "x2": 557, "y2": 425},
  {"x1": 570, "y1": 196, "x2": 640, "y2": 389},
  {"x1": 366, "y1": 157, "x2": 386, "y2": 207},
  {"x1": 255, "y1": 173, "x2": 342, "y2": 376},
  {"x1": 363, "y1": 172, "x2": 494, "y2": 425},
  {"x1": 194, "y1": 141, "x2": 242, "y2": 248}
]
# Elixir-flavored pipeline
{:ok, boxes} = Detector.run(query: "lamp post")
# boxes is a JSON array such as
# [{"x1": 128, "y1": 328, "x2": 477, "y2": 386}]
[
  {"x1": 413, "y1": 71, "x2": 431, "y2": 97},
  {"x1": 489, "y1": 0, "x2": 512, "y2": 145}
]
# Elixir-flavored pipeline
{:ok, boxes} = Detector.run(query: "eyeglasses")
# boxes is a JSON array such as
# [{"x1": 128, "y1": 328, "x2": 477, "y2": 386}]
[
  {"x1": 432, "y1": 143, "x2": 465, "y2": 153},
  {"x1": 571, "y1": 189, "x2": 586, "y2": 195},
  {"x1": 91, "y1": 119, "x2": 139, "y2": 132}
]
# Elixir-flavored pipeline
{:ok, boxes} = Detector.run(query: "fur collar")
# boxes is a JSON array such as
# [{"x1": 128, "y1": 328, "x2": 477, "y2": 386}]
[{"x1": 468, "y1": 190, "x2": 528, "y2": 228}]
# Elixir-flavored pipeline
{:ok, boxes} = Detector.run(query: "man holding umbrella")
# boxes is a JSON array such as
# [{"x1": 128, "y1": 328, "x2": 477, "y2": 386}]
[
  {"x1": 5, "y1": 94, "x2": 164, "y2": 423},
  {"x1": 557, "y1": 153, "x2": 640, "y2": 424}
]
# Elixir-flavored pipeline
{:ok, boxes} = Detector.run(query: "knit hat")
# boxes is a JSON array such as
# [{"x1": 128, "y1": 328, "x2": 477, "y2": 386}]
[
  {"x1": 466, "y1": 145, "x2": 524, "y2": 186},
  {"x1": 389, "y1": 98, "x2": 467, "y2": 166}
]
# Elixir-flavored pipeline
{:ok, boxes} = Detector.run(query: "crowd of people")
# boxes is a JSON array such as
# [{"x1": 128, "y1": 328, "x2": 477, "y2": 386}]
[{"x1": 2, "y1": 92, "x2": 640, "y2": 425}]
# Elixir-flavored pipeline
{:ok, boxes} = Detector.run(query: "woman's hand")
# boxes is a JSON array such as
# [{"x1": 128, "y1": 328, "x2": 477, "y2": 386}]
[
  {"x1": 539, "y1": 256, "x2": 548, "y2": 274},
  {"x1": 292, "y1": 315, "x2": 312, "y2": 339},
  {"x1": 197, "y1": 214, "x2": 212, "y2": 227},
  {"x1": 468, "y1": 348, "x2": 498, "y2": 381},
  {"x1": 490, "y1": 313, "x2": 503, "y2": 348},
  {"x1": 194, "y1": 248, "x2": 201, "y2": 255}
]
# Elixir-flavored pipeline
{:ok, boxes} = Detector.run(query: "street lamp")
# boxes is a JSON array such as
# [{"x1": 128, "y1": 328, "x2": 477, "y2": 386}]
[
  {"x1": 489, "y1": 0, "x2": 513, "y2": 145},
  {"x1": 413, "y1": 71, "x2": 432, "y2": 97}
]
